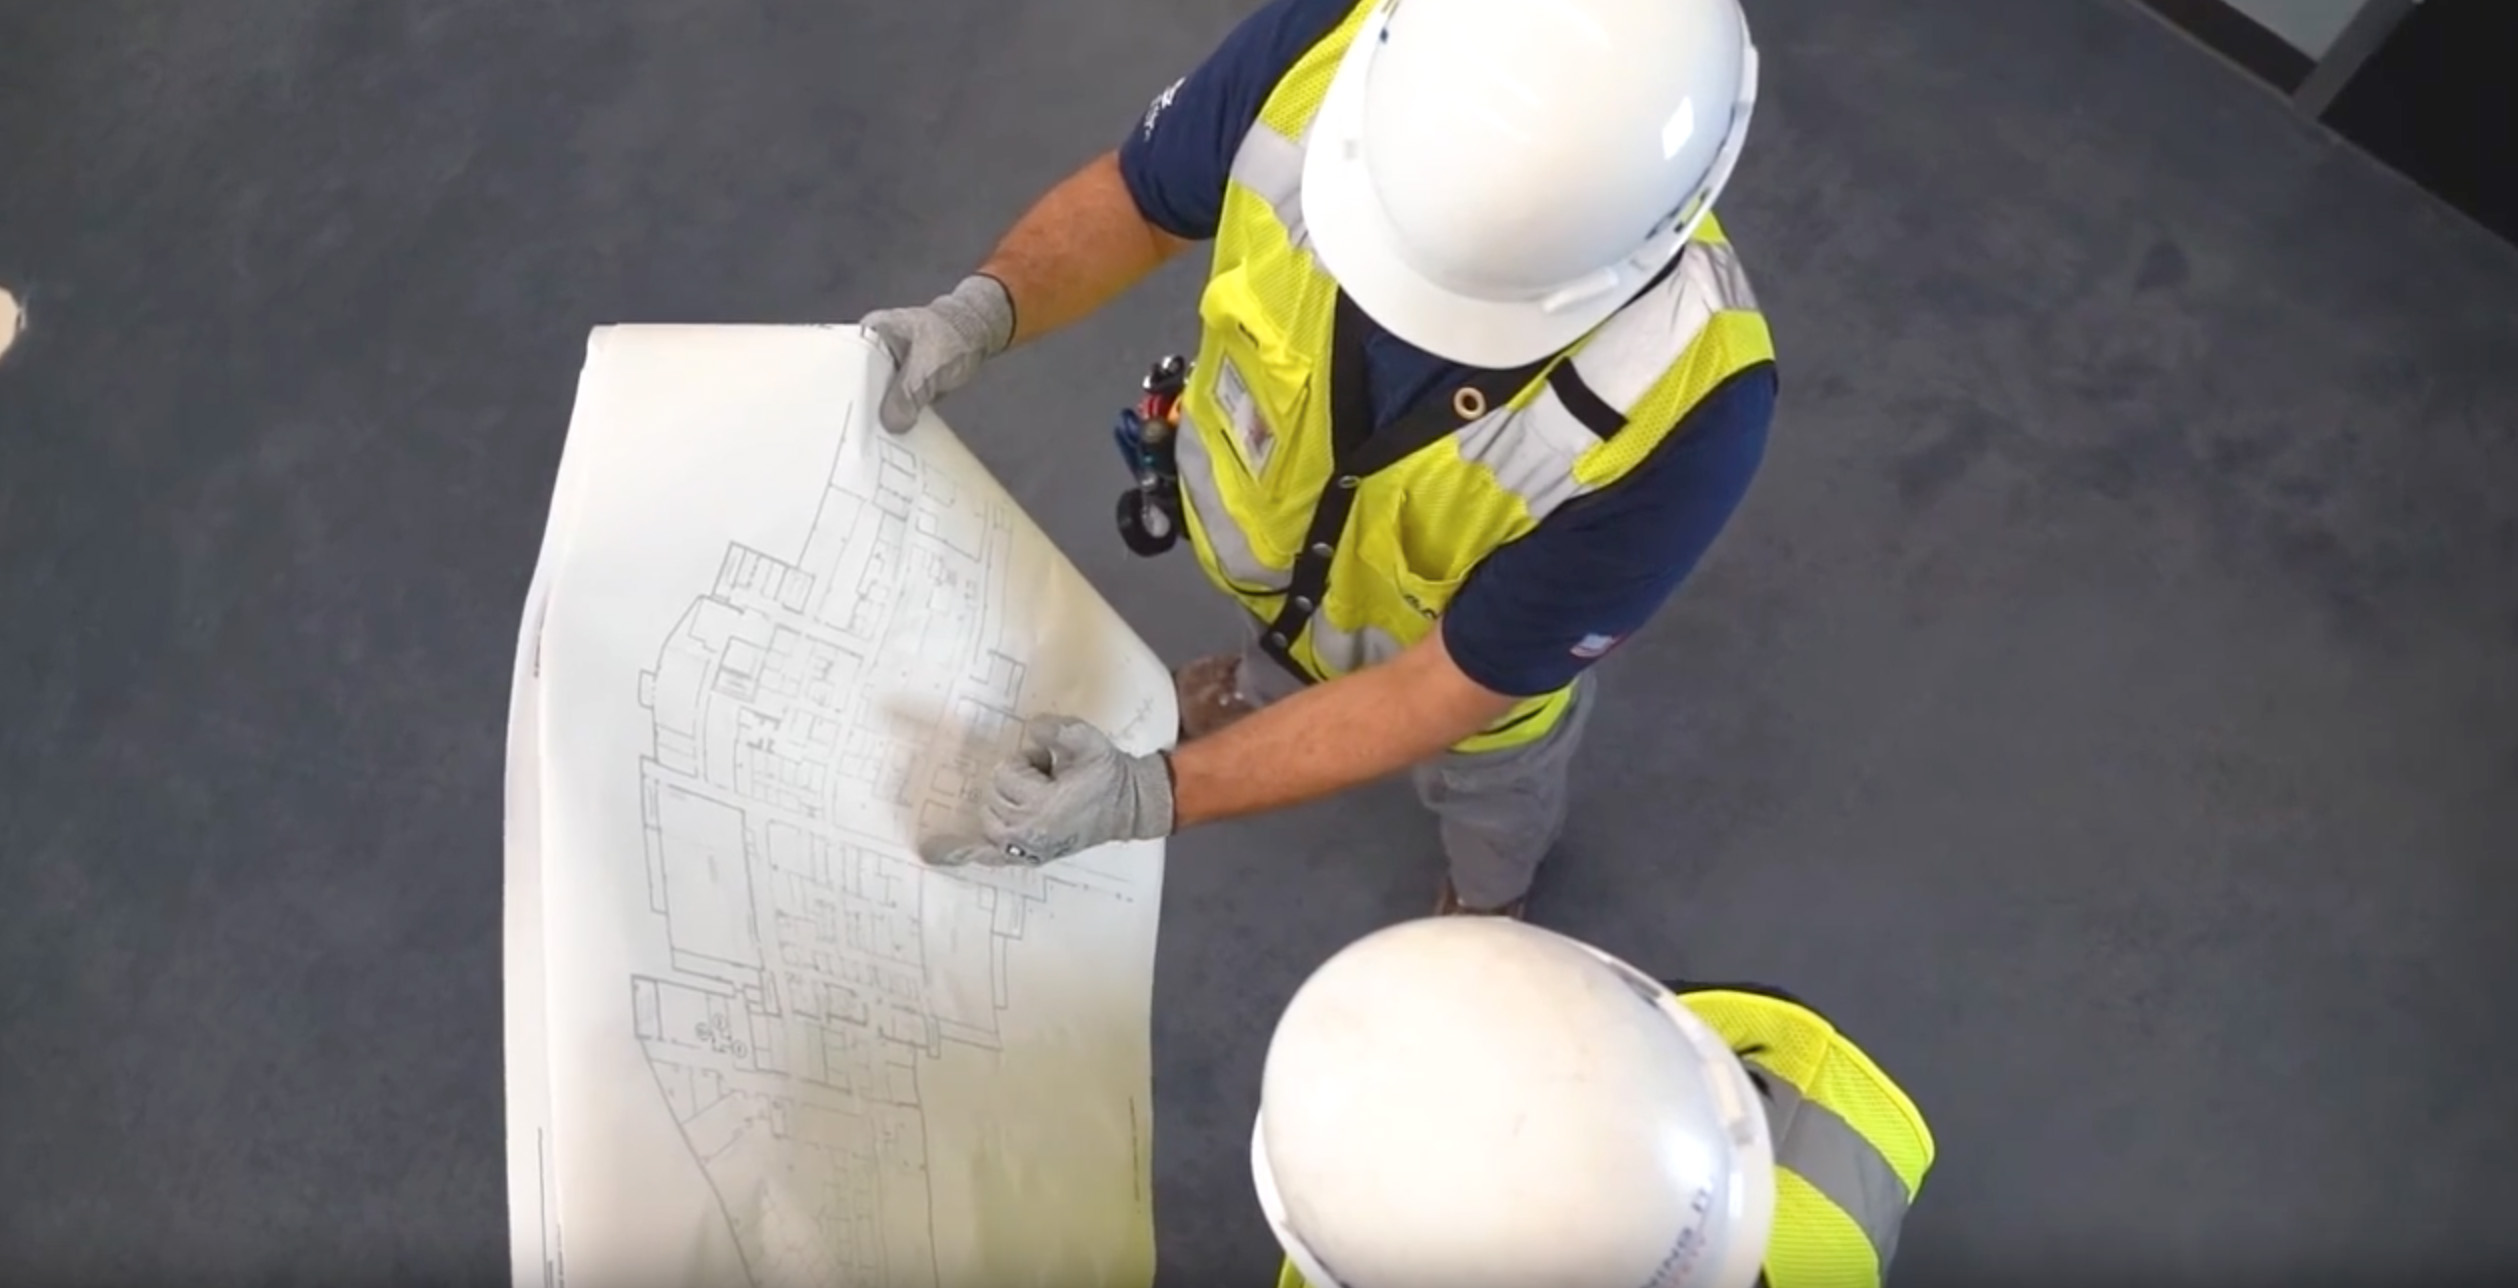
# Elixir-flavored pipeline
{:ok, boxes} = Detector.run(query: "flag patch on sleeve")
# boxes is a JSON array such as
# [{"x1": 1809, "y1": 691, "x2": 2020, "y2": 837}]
[{"x1": 1570, "y1": 632, "x2": 1621, "y2": 659}]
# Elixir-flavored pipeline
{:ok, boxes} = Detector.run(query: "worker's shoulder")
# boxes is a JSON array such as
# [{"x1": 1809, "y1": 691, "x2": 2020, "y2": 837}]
[
  {"x1": 1566, "y1": 249, "x2": 1780, "y2": 441},
  {"x1": 1552, "y1": 358, "x2": 1776, "y2": 494},
  {"x1": 1268, "y1": 0, "x2": 1375, "y2": 52},
  {"x1": 1663, "y1": 977, "x2": 1817, "y2": 1014},
  {"x1": 1670, "y1": 980, "x2": 1938, "y2": 1171},
  {"x1": 1665, "y1": 979, "x2": 1866, "y2": 1077},
  {"x1": 1665, "y1": 978, "x2": 1870, "y2": 1063},
  {"x1": 1206, "y1": 0, "x2": 1366, "y2": 91}
]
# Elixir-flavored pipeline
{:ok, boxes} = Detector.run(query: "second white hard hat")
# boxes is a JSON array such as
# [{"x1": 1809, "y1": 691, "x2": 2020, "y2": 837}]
[
  {"x1": 1300, "y1": 0, "x2": 1759, "y2": 369},
  {"x1": 1251, "y1": 917, "x2": 1778, "y2": 1288}
]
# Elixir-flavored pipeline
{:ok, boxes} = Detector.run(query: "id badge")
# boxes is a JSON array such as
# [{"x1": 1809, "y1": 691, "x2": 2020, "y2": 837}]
[{"x1": 1212, "y1": 356, "x2": 1278, "y2": 477}]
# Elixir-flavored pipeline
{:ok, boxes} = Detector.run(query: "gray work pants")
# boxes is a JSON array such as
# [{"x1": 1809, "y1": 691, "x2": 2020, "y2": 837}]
[{"x1": 1228, "y1": 630, "x2": 1594, "y2": 909}]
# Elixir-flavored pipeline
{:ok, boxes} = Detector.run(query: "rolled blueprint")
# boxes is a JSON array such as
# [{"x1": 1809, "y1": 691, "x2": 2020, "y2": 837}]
[{"x1": 503, "y1": 325, "x2": 1172, "y2": 1288}]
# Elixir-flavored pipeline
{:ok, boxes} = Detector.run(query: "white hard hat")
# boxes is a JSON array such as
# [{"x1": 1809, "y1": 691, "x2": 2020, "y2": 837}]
[
  {"x1": 1300, "y1": 0, "x2": 1759, "y2": 368},
  {"x1": 1251, "y1": 918, "x2": 1777, "y2": 1288}
]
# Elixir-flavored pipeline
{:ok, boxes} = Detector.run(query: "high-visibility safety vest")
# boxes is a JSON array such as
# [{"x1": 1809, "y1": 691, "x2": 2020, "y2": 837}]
[
  {"x1": 1270, "y1": 984, "x2": 1937, "y2": 1288},
  {"x1": 1173, "y1": 0, "x2": 1778, "y2": 755}
]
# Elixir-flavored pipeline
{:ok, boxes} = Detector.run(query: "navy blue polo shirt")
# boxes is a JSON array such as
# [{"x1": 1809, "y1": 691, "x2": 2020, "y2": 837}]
[{"x1": 1118, "y1": 0, "x2": 1775, "y2": 699}]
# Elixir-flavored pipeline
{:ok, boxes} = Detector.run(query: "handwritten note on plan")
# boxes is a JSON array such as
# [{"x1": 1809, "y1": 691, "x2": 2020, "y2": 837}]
[{"x1": 503, "y1": 325, "x2": 1172, "y2": 1288}]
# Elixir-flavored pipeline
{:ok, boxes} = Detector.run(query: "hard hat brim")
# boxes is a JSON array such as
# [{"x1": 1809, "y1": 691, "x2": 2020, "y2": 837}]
[{"x1": 1298, "y1": 10, "x2": 1633, "y2": 370}]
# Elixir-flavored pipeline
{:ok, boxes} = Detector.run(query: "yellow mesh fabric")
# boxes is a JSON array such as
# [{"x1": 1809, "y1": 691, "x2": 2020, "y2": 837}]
[
  {"x1": 1234, "y1": 212, "x2": 1337, "y2": 343},
  {"x1": 1575, "y1": 310, "x2": 1775, "y2": 487},
  {"x1": 1382, "y1": 449, "x2": 1539, "y2": 582},
  {"x1": 1571, "y1": 215, "x2": 1775, "y2": 488},
  {"x1": 1678, "y1": 990, "x2": 1938, "y2": 1195},
  {"x1": 1764, "y1": 1170, "x2": 1885, "y2": 1288},
  {"x1": 1801, "y1": 1034, "x2": 1935, "y2": 1196}
]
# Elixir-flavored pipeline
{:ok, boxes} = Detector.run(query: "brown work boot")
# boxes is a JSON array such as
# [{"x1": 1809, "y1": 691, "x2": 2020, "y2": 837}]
[
  {"x1": 1434, "y1": 876, "x2": 1528, "y2": 920},
  {"x1": 1174, "y1": 653, "x2": 1259, "y2": 741}
]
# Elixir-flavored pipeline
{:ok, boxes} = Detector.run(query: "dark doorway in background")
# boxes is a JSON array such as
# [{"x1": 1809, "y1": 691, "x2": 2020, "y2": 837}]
[{"x1": 2320, "y1": 0, "x2": 2518, "y2": 247}]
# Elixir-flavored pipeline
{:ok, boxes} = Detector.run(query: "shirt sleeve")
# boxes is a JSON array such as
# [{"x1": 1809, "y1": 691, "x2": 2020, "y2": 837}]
[
  {"x1": 1116, "y1": 0, "x2": 1358, "y2": 241},
  {"x1": 1437, "y1": 368, "x2": 1778, "y2": 698}
]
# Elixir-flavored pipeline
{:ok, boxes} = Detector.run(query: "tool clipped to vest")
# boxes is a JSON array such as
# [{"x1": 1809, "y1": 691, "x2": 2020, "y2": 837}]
[{"x1": 1111, "y1": 354, "x2": 1191, "y2": 556}]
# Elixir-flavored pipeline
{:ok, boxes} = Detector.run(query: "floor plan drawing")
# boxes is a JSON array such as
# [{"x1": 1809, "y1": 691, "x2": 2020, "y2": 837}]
[{"x1": 506, "y1": 324, "x2": 1171, "y2": 1288}]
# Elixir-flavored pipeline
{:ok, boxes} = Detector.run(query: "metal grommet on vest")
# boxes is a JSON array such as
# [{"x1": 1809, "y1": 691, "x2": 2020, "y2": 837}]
[{"x1": 1451, "y1": 386, "x2": 1486, "y2": 420}]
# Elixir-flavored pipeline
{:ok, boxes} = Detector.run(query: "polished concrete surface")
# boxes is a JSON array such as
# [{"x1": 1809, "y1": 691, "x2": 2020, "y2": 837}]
[{"x1": 4, "y1": 1, "x2": 2516, "y2": 1284}]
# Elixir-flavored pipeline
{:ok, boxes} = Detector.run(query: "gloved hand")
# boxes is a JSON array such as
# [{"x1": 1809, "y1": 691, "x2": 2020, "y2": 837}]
[
  {"x1": 857, "y1": 274, "x2": 1016, "y2": 434},
  {"x1": 930, "y1": 714, "x2": 1175, "y2": 867}
]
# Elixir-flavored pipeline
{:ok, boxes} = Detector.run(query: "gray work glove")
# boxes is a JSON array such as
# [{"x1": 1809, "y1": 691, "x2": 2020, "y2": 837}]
[
  {"x1": 857, "y1": 273, "x2": 1016, "y2": 434},
  {"x1": 930, "y1": 715, "x2": 1174, "y2": 867}
]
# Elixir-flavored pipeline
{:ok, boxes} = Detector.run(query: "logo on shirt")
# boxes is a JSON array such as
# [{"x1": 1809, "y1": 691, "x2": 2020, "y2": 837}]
[
  {"x1": 1570, "y1": 632, "x2": 1622, "y2": 660},
  {"x1": 1140, "y1": 77, "x2": 1183, "y2": 139}
]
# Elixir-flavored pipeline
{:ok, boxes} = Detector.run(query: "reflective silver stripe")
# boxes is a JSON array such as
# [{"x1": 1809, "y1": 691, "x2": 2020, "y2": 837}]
[
  {"x1": 1748, "y1": 1059, "x2": 1912, "y2": 1275},
  {"x1": 1182, "y1": 118, "x2": 1308, "y2": 597},
  {"x1": 1228, "y1": 122, "x2": 1309, "y2": 248},
  {"x1": 1691, "y1": 233, "x2": 1759, "y2": 310},
  {"x1": 1565, "y1": 238, "x2": 1757, "y2": 410},
  {"x1": 1302, "y1": 612, "x2": 1407, "y2": 677},
  {"x1": 1448, "y1": 384, "x2": 1606, "y2": 518},
  {"x1": 1173, "y1": 409, "x2": 1284, "y2": 592},
  {"x1": 1443, "y1": 238, "x2": 1753, "y2": 519}
]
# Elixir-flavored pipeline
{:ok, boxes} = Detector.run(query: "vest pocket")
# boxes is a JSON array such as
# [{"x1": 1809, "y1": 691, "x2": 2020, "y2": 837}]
[
  {"x1": 1356, "y1": 516, "x2": 1466, "y2": 632},
  {"x1": 1389, "y1": 565, "x2": 1463, "y2": 633},
  {"x1": 1193, "y1": 266, "x2": 1314, "y2": 490}
]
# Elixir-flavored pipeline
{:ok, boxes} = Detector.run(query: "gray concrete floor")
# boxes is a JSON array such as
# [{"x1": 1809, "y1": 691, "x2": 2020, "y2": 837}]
[{"x1": 5, "y1": 1, "x2": 2517, "y2": 1284}]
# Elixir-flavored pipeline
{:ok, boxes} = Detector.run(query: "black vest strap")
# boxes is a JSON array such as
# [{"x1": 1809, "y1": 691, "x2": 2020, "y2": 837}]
[
  {"x1": 1545, "y1": 362, "x2": 1627, "y2": 438},
  {"x1": 1252, "y1": 292, "x2": 1555, "y2": 681}
]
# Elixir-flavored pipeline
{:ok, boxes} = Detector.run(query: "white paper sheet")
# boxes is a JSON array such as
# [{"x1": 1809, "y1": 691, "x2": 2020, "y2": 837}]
[{"x1": 504, "y1": 325, "x2": 1172, "y2": 1288}]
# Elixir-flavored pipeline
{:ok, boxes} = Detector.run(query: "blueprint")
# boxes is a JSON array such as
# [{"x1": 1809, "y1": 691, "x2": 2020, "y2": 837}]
[{"x1": 504, "y1": 325, "x2": 1173, "y2": 1288}]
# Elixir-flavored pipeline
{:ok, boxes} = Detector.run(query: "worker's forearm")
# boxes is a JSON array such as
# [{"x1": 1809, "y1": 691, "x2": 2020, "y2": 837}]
[
  {"x1": 1165, "y1": 643, "x2": 1514, "y2": 829},
  {"x1": 978, "y1": 150, "x2": 1191, "y2": 347}
]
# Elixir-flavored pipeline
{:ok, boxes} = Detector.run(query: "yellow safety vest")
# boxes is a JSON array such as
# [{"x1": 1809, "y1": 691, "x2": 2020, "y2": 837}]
[
  {"x1": 1174, "y1": 0, "x2": 1779, "y2": 755},
  {"x1": 1272, "y1": 985, "x2": 1936, "y2": 1288}
]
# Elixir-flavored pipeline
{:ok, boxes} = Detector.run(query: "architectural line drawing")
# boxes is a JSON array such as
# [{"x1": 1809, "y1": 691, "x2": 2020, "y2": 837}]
[
  {"x1": 634, "y1": 435, "x2": 1138, "y2": 1288},
  {"x1": 506, "y1": 325, "x2": 1169, "y2": 1288}
]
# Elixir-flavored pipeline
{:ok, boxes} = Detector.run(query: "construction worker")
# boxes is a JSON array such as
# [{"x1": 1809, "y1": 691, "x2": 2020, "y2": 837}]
[
  {"x1": 874, "y1": 0, "x2": 1774, "y2": 915},
  {"x1": 1251, "y1": 916, "x2": 1935, "y2": 1288}
]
